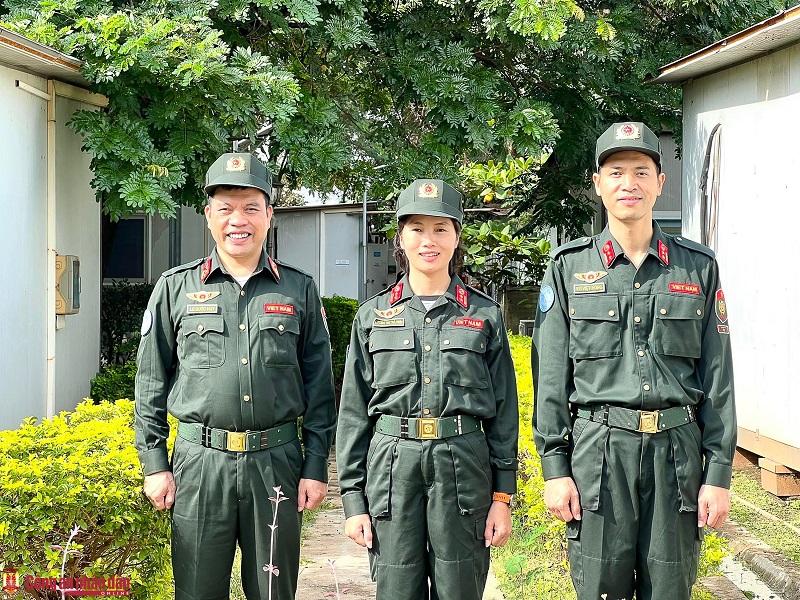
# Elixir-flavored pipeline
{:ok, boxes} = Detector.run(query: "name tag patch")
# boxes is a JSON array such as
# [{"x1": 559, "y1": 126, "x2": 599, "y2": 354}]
[
  {"x1": 264, "y1": 304, "x2": 295, "y2": 315},
  {"x1": 453, "y1": 318, "x2": 484, "y2": 329},
  {"x1": 669, "y1": 282, "x2": 700, "y2": 295},
  {"x1": 574, "y1": 283, "x2": 606, "y2": 294},
  {"x1": 187, "y1": 304, "x2": 218, "y2": 314},
  {"x1": 373, "y1": 318, "x2": 405, "y2": 327}
]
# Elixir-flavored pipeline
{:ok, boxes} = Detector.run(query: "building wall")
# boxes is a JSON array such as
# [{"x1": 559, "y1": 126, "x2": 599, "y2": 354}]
[
  {"x1": 0, "y1": 65, "x2": 48, "y2": 429},
  {"x1": 681, "y1": 43, "x2": 800, "y2": 467},
  {"x1": 53, "y1": 94, "x2": 102, "y2": 413},
  {"x1": 273, "y1": 211, "x2": 320, "y2": 283},
  {"x1": 320, "y1": 211, "x2": 361, "y2": 299}
]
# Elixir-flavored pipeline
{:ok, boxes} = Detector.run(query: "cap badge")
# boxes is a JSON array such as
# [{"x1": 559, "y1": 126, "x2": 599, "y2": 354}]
[
  {"x1": 226, "y1": 156, "x2": 247, "y2": 172},
  {"x1": 615, "y1": 123, "x2": 641, "y2": 141},
  {"x1": 418, "y1": 183, "x2": 439, "y2": 199}
]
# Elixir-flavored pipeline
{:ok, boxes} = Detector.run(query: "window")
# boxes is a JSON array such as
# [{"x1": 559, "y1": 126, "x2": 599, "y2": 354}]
[{"x1": 105, "y1": 216, "x2": 147, "y2": 281}]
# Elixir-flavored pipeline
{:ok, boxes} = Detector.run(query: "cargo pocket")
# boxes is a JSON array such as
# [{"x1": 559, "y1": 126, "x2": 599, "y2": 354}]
[
  {"x1": 368, "y1": 329, "x2": 417, "y2": 388},
  {"x1": 440, "y1": 327, "x2": 489, "y2": 388},
  {"x1": 566, "y1": 520, "x2": 583, "y2": 585},
  {"x1": 569, "y1": 420, "x2": 609, "y2": 512},
  {"x1": 259, "y1": 313, "x2": 301, "y2": 366},
  {"x1": 181, "y1": 315, "x2": 225, "y2": 368},
  {"x1": 568, "y1": 295, "x2": 622, "y2": 359},
  {"x1": 653, "y1": 294, "x2": 704, "y2": 359},
  {"x1": 449, "y1": 436, "x2": 492, "y2": 515},
  {"x1": 365, "y1": 434, "x2": 397, "y2": 517},
  {"x1": 669, "y1": 422, "x2": 703, "y2": 512}
]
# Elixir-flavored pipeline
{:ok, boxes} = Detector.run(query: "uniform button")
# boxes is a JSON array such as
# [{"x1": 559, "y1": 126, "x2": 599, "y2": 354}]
[
  {"x1": 241, "y1": 358, "x2": 248, "y2": 365},
  {"x1": 278, "y1": 324, "x2": 285, "y2": 332},
  {"x1": 423, "y1": 408, "x2": 430, "y2": 415},
  {"x1": 583, "y1": 237, "x2": 590, "y2": 242},
  {"x1": 608, "y1": 310, "x2": 615, "y2": 317},
  {"x1": 638, "y1": 349, "x2": 645, "y2": 357},
  {"x1": 403, "y1": 339, "x2": 410, "y2": 345},
  {"x1": 239, "y1": 323, "x2": 246, "y2": 331},
  {"x1": 240, "y1": 290, "x2": 245, "y2": 297},
  {"x1": 634, "y1": 316, "x2": 641, "y2": 323},
  {"x1": 634, "y1": 282, "x2": 641, "y2": 289},
  {"x1": 660, "y1": 308, "x2": 667, "y2": 315},
  {"x1": 643, "y1": 384, "x2": 651, "y2": 391},
  {"x1": 369, "y1": 341, "x2": 374, "y2": 349},
  {"x1": 243, "y1": 395, "x2": 250, "y2": 402},
  {"x1": 677, "y1": 237, "x2": 683, "y2": 241},
  {"x1": 197, "y1": 324, "x2": 204, "y2": 332},
  {"x1": 570, "y1": 308, "x2": 575, "y2": 315},
  {"x1": 425, "y1": 317, "x2": 432, "y2": 324},
  {"x1": 443, "y1": 340, "x2": 450, "y2": 345},
  {"x1": 425, "y1": 345, "x2": 432, "y2": 351},
  {"x1": 697, "y1": 309, "x2": 702, "y2": 316},
  {"x1": 480, "y1": 343, "x2": 485, "y2": 349},
  {"x1": 424, "y1": 377, "x2": 431, "y2": 384}
]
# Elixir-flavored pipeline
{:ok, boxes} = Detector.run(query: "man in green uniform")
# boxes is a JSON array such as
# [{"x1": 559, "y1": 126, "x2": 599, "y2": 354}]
[
  {"x1": 337, "y1": 180, "x2": 519, "y2": 600},
  {"x1": 135, "y1": 152, "x2": 335, "y2": 600},
  {"x1": 532, "y1": 123, "x2": 737, "y2": 600}
]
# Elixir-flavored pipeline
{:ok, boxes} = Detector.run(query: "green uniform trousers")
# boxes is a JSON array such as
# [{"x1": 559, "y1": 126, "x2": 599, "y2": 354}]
[
  {"x1": 367, "y1": 432, "x2": 491, "y2": 600},
  {"x1": 567, "y1": 419, "x2": 703, "y2": 600},
  {"x1": 170, "y1": 436, "x2": 304, "y2": 600}
]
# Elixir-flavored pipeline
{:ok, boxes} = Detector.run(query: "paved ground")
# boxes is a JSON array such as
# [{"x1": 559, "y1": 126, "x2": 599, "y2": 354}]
[{"x1": 297, "y1": 459, "x2": 504, "y2": 600}]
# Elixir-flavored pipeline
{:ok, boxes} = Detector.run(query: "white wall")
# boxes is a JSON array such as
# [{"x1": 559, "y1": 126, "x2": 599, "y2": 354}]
[
  {"x1": 320, "y1": 211, "x2": 361, "y2": 299},
  {"x1": 0, "y1": 66, "x2": 49, "y2": 429},
  {"x1": 681, "y1": 44, "x2": 800, "y2": 462},
  {"x1": 274, "y1": 211, "x2": 320, "y2": 283},
  {"x1": 53, "y1": 94, "x2": 101, "y2": 412}
]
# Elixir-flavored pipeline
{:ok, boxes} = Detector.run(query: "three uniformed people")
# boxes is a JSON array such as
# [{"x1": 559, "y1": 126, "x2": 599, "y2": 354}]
[
  {"x1": 134, "y1": 152, "x2": 336, "y2": 600},
  {"x1": 336, "y1": 180, "x2": 520, "y2": 600},
  {"x1": 533, "y1": 122, "x2": 737, "y2": 600}
]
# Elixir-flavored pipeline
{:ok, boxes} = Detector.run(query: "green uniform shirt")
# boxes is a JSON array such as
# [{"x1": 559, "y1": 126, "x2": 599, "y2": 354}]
[
  {"x1": 532, "y1": 223, "x2": 736, "y2": 489},
  {"x1": 134, "y1": 249, "x2": 336, "y2": 481},
  {"x1": 337, "y1": 274, "x2": 519, "y2": 518}
]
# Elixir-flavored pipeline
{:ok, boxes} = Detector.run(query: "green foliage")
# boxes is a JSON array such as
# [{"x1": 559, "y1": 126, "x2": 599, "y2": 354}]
[
  {"x1": 0, "y1": 400, "x2": 173, "y2": 599},
  {"x1": 100, "y1": 280, "x2": 154, "y2": 365},
  {"x1": 91, "y1": 361, "x2": 138, "y2": 403},
  {"x1": 321, "y1": 295, "x2": 359, "y2": 384}
]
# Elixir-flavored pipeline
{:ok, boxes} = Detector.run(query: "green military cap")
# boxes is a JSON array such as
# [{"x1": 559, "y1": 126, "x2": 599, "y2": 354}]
[
  {"x1": 396, "y1": 179, "x2": 463, "y2": 224},
  {"x1": 204, "y1": 152, "x2": 273, "y2": 200},
  {"x1": 596, "y1": 122, "x2": 661, "y2": 169}
]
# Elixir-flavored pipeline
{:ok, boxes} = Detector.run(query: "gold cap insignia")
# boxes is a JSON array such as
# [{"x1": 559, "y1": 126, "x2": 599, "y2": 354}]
[
  {"x1": 418, "y1": 183, "x2": 439, "y2": 198},
  {"x1": 615, "y1": 123, "x2": 641, "y2": 140},
  {"x1": 226, "y1": 156, "x2": 247, "y2": 172}
]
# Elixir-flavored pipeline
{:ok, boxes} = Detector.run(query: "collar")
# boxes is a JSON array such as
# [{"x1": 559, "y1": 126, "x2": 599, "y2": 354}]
[
  {"x1": 203, "y1": 248, "x2": 279, "y2": 283},
  {"x1": 387, "y1": 274, "x2": 471, "y2": 310},
  {"x1": 596, "y1": 221, "x2": 670, "y2": 268}
]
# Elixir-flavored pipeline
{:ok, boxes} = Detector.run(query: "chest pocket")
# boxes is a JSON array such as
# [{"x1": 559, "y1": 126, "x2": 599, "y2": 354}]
[
  {"x1": 259, "y1": 313, "x2": 301, "y2": 366},
  {"x1": 368, "y1": 329, "x2": 417, "y2": 388},
  {"x1": 568, "y1": 295, "x2": 622, "y2": 360},
  {"x1": 181, "y1": 315, "x2": 225, "y2": 369},
  {"x1": 440, "y1": 327, "x2": 489, "y2": 389},
  {"x1": 653, "y1": 294, "x2": 704, "y2": 359}
]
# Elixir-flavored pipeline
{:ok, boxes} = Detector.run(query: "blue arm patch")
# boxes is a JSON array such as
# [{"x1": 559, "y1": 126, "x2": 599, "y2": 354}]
[{"x1": 539, "y1": 285, "x2": 555, "y2": 313}]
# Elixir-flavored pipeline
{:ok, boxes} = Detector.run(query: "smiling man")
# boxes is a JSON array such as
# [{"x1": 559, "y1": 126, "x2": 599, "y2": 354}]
[
  {"x1": 532, "y1": 123, "x2": 737, "y2": 600},
  {"x1": 134, "y1": 152, "x2": 335, "y2": 600}
]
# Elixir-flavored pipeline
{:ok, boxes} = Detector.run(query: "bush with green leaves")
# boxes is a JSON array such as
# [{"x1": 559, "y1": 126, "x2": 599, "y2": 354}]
[
  {"x1": 0, "y1": 400, "x2": 174, "y2": 599},
  {"x1": 321, "y1": 295, "x2": 359, "y2": 384},
  {"x1": 100, "y1": 280, "x2": 154, "y2": 365},
  {"x1": 90, "y1": 360, "x2": 138, "y2": 403}
]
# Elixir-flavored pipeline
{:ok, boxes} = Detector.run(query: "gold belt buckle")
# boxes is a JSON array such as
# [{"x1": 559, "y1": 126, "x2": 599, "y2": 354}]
[
  {"x1": 227, "y1": 431, "x2": 247, "y2": 451},
  {"x1": 637, "y1": 411, "x2": 659, "y2": 434},
  {"x1": 417, "y1": 418, "x2": 438, "y2": 439}
]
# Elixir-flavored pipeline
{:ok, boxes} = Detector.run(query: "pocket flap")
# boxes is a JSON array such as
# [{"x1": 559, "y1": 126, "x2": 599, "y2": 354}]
[
  {"x1": 656, "y1": 294, "x2": 704, "y2": 320},
  {"x1": 368, "y1": 329, "x2": 415, "y2": 352},
  {"x1": 569, "y1": 295, "x2": 620, "y2": 321},
  {"x1": 440, "y1": 328, "x2": 488, "y2": 353},
  {"x1": 183, "y1": 315, "x2": 225, "y2": 337},
  {"x1": 259, "y1": 313, "x2": 300, "y2": 335}
]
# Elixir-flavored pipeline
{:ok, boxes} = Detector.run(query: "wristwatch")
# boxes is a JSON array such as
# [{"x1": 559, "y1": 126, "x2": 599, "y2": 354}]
[{"x1": 493, "y1": 492, "x2": 514, "y2": 507}]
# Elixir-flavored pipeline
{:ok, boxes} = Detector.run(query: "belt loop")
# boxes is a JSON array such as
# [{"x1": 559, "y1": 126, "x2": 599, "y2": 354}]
[
  {"x1": 455, "y1": 415, "x2": 462, "y2": 435},
  {"x1": 601, "y1": 405, "x2": 610, "y2": 426},
  {"x1": 687, "y1": 405, "x2": 696, "y2": 422},
  {"x1": 399, "y1": 417, "x2": 410, "y2": 439}
]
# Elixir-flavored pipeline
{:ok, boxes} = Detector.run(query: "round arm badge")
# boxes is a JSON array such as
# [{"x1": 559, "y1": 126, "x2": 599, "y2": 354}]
[
  {"x1": 141, "y1": 309, "x2": 153, "y2": 336},
  {"x1": 538, "y1": 285, "x2": 555, "y2": 313}
]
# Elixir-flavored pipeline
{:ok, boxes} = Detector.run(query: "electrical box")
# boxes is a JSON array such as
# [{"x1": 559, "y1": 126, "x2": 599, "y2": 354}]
[{"x1": 56, "y1": 254, "x2": 80, "y2": 315}]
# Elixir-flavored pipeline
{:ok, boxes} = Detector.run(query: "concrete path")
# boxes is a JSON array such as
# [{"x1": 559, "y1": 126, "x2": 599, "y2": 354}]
[{"x1": 297, "y1": 458, "x2": 504, "y2": 600}]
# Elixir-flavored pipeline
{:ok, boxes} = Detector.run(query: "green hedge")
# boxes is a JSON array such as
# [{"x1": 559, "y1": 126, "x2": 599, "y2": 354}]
[
  {"x1": 321, "y1": 295, "x2": 359, "y2": 383},
  {"x1": 0, "y1": 400, "x2": 173, "y2": 599},
  {"x1": 101, "y1": 280, "x2": 154, "y2": 365}
]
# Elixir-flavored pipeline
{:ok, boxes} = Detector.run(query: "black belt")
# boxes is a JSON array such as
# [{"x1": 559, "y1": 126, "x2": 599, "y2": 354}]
[
  {"x1": 575, "y1": 404, "x2": 696, "y2": 433},
  {"x1": 177, "y1": 421, "x2": 297, "y2": 452},
  {"x1": 375, "y1": 414, "x2": 481, "y2": 440}
]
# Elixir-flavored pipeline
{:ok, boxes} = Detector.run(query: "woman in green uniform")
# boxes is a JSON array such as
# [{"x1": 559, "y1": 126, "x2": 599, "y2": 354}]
[{"x1": 336, "y1": 178, "x2": 519, "y2": 600}]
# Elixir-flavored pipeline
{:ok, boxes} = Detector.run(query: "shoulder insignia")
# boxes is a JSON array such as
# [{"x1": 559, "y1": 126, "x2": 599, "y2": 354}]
[
  {"x1": 552, "y1": 236, "x2": 593, "y2": 259},
  {"x1": 673, "y1": 235, "x2": 716, "y2": 259},
  {"x1": 658, "y1": 240, "x2": 669, "y2": 265},
  {"x1": 715, "y1": 289, "x2": 728, "y2": 323},
  {"x1": 162, "y1": 257, "x2": 205, "y2": 278},
  {"x1": 601, "y1": 240, "x2": 616, "y2": 267},
  {"x1": 200, "y1": 257, "x2": 212, "y2": 283},
  {"x1": 456, "y1": 285, "x2": 468, "y2": 309},
  {"x1": 374, "y1": 304, "x2": 405, "y2": 319},
  {"x1": 389, "y1": 282, "x2": 403, "y2": 305},
  {"x1": 268, "y1": 256, "x2": 281, "y2": 281}
]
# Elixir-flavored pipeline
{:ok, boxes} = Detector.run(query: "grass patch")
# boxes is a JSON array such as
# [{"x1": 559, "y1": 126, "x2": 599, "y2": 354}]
[{"x1": 492, "y1": 335, "x2": 727, "y2": 600}]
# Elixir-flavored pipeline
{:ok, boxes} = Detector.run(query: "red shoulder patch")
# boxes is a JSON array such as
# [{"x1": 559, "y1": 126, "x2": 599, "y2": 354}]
[
  {"x1": 389, "y1": 282, "x2": 403, "y2": 305},
  {"x1": 200, "y1": 257, "x2": 212, "y2": 282},
  {"x1": 602, "y1": 240, "x2": 615, "y2": 267},
  {"x1": 456, "y1": 285, "x2": 468, "y2": 309},
  {"x1": 658, "y1": 240, "x2": 669, "y2": 265},
  {"x1": 268, "y1": 256, "x2": 281, "y2": 281}
]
